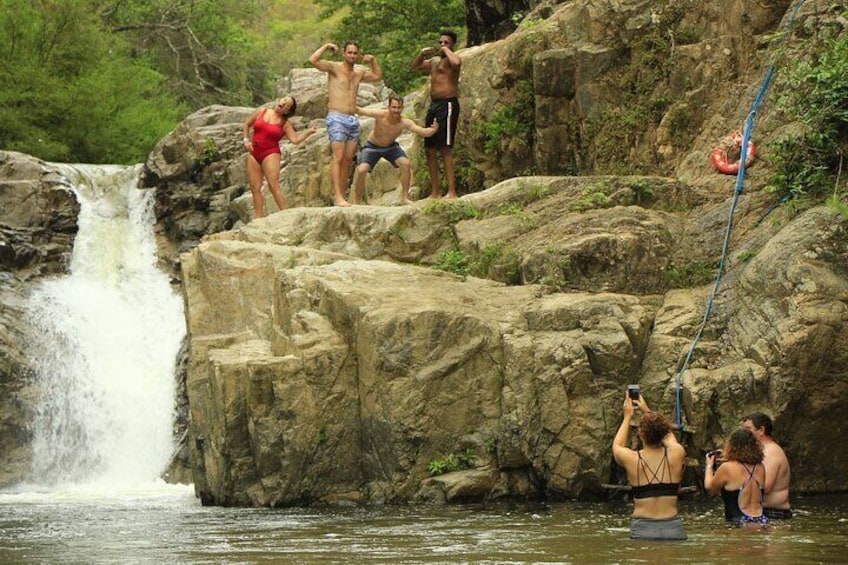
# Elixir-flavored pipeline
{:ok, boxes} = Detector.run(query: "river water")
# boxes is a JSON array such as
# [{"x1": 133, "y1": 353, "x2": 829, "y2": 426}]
[{"x1": 1, "y1": 485, "x2": 847, "y2": 564}]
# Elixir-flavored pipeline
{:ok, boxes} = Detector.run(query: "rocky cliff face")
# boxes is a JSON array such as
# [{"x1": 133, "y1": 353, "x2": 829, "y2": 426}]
[
  {"x1": 181, "y1": 173, "x2": 848, "y2": 505},
  {"x1": 0, "y1": 151, "x2": 80, "y2": 486}
]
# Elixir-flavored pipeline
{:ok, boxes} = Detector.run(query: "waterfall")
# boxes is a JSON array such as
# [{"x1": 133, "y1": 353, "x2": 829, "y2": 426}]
[{"x1": 25, "y1": 164, "x2": 186, "y2": 487}]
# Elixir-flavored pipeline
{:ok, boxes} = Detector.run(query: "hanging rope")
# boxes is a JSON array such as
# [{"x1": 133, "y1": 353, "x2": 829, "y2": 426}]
[{"x1": 673, "y1": 0, "x2": 810, "y2": 429}]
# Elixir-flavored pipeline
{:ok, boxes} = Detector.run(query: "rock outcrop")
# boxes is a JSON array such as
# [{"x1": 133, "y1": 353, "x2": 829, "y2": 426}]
[
  {"x1": 0, "y1": 151, "x2": 81, "y2": 486},
  {"x1": 181, "y1": 174, "x2": 848, "y2": 505}
]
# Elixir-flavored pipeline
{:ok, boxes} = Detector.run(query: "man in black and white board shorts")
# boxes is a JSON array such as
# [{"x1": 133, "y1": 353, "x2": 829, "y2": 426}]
[{"x1": 411, "y1": 30, "x2": 462, "y2": 200}]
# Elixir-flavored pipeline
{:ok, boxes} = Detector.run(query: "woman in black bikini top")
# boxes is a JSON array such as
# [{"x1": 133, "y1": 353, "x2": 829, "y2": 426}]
[{"x1": 612, "y1": 391, "x2": 687, "y2": 540}]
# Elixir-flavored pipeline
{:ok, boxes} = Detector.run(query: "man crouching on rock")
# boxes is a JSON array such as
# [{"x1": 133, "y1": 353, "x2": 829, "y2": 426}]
[{"x1": 353, "y1": 93, "x2": 438, "y2": 205}]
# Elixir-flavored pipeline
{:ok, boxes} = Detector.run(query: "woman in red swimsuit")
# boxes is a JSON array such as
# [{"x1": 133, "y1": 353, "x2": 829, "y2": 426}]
[{"x1": 243, "y1": 96, "x2": 316, "y2": 219}]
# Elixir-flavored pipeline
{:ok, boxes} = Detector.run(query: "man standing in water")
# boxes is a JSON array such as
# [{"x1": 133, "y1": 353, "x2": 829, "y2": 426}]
[
  {"x1": 310, "y1": 41, "x2": 382, "y2": 207},
  {"x1": 742, "y1": 412, "x2": 792, "y2": 519},
  {"x1": 411, "y1": 30, "x2": 462, "y2": 200}
]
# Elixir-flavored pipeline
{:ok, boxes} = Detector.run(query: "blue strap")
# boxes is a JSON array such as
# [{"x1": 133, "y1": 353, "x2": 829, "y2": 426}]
[{"x1": 673, "y1": 0, "x2": 809, "y2": 429}]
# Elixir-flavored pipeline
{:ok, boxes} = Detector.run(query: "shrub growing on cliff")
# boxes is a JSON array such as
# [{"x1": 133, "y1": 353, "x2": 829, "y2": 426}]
[
  {"x1": 423, "y1": 200, "x2": 481, "y2": 223},
  {"x1": 767, "y1": 34, "x2": 848, "y2": 203},
  {"x1": 427, "y1": 449, "x2": 475, "y2": 476},
  {"x1": 433, "y1": 249, "x2": 468, "y2": 278}
]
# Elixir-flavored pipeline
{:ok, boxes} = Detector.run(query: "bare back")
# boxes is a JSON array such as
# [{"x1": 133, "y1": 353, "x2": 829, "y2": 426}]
[
  {"x1": 762, "y1": 439, "x2": 791, "y2": 509},
  {"x1": 621, "y1": 443, "x2": 685, "y2": 519}
]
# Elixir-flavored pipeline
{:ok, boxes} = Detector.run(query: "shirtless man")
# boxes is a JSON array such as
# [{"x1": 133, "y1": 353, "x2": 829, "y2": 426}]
[
  {"x1": 309, "y1": 41, "x2": 382, "y2": 207},
  {"x1": 742, "y1": 412, "x2": 792, "y2": 519},
  {"x1": 411, "y1": 30, "x2": 461, "y2": 200},
  {"x1": 352, "y1": 93, "x2": 438, "y2": 205}
]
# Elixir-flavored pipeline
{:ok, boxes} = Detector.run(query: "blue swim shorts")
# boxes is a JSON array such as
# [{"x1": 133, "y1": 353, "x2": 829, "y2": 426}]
[
  {"x1": 358, "y1": 141, "x2": 408, "y2": 170},
  {"x1": 327, "y1": 112, "x2": 361, "y2": 142}
]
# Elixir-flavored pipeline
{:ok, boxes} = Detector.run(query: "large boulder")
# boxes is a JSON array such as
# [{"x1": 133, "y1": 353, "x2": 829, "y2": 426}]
[
  {"x1": 182, "y1": 230, "x2": 657, "y2": 505},
  {"x1": 181, "y1": 172, "x2": 848, "y2": 505},
  {"x1": 0, "y1": 150, "x2": 84, "y2": 488},
  {"x1": 142, "y1": 71, "x2": 406, "y2": 280},
  {"x1": 276, "y1": 67, "x2": 392, "y2": 121},
  {"x1": 440, "y1": 0, "x2": 814, "y2": 192}
]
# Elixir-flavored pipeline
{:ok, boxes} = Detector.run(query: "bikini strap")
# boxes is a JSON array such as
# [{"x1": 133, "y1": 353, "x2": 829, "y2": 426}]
[{"x1": 636, "y1": 448, "x2": 666, "y2": 485}]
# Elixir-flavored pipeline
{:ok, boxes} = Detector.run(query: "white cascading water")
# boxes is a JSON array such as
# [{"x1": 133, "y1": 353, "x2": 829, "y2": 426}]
[{"x1": 25, "y1": 164, "x2": 186, "y2": 488}]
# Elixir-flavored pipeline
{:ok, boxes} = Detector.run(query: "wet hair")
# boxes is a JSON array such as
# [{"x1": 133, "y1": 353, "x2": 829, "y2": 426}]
[
  {"x1": 639, "y1": 412, "x2": 672, "y2": 447},
  {"x1": 742, "y1": 412, "x2": 773, "y2": 436},
  {"x1": 387, "y1": 92, "x2": 404, "y2": 107},
  {"x1": 439, "y1": 30, "x2": 458, "y2": 45},
  {"x1": 343, "y1": 40, "x2": 360, "y2": 51},
  {"x1": 724, "y1": 428, "x2": 764, "y2": 465}
]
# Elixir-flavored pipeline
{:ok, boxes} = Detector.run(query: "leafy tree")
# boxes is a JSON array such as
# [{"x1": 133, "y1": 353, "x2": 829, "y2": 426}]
[
  {"x1": 0, "y1": 0, "x2": 186, "y2": 163},
  {"x1": 315, "y1": 0, "x2": 466, "y2": 94},
  {"x1": 767, "y1": 34, "x2": 848, "y2": 203},
  {"x1": 101, "y1": 0, "x2": 267, "y2": 107}
]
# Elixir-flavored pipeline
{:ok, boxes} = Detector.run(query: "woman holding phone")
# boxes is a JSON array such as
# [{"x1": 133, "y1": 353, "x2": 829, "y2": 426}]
[
  {"x1": 612, "y1": 388, "x2": 687, "y2": 540},
  {"x1": 704, "y1": 428, "x2": 767, "y2": 525}
]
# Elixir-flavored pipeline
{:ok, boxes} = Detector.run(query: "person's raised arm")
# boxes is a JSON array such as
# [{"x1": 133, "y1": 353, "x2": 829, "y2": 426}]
[
  {"x1": 403, "y1": 117, "x2": 438, "y2": 137},
  {"x1": 284, "y1": 122, "x2": 317, "y2": 145},
  {"x1": 612, "y1": 392, "x2": 636, "y2": 466},
  {"x1": 704, "y1": 453, "x2": 726, "y2": 495},
  {"x1": 309, "y1": 42, "x2": 338, "y2": 72},
  {"x1": 355, "y1": 106, "x2": 382, "y2": 118},
  {"x1": 411, "y1": 47, "x2": 436, "y2": 72},
  {"x1": 360, "y1": 54, "x2": 382, "y2": 82},
  {"x1": 439, "y1": 44, "x2": 462, "y2": 68}
]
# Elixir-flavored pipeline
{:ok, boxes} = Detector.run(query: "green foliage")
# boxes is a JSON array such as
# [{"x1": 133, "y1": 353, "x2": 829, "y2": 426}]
[
  {"x1": 625, "y1": 179, "x2": 655, "y2": 205},
  {"x1": 827, "y1": 195, "x2": 848, "y2": 218},
  {"x1": 583, "y1": 106, "x2": 653, "y2": 175},
  {"x1": 468, "y1": 244, "x2": 522, "y2": 284},
  {"x1": 449, "y1": 141, "x2": 485, "y2": 195},
  {"x1": 422, "y1": 199, "x2": 481, "y2": 223},
  {"x1": 433, "y1": 249, "x2": 468, "y2": 278},
  {"x1": 580, "y1": 1, "x2": 689, "y2": 174},
  {"x1": 194, "y1": 139, "x2": 220, "y2": 167},
  {"x1": 0, "y1": 0, "x2": 186, "y2": 163},
  {"x1": 663, "y1": 261, "x2": 717, "y2": 288},
  {"x1": 497, "y1": 203, "x2": 524, "y2": 216},
  {"x1": 259, "y1": 1, "x2": 341, "y2": 91},
  {"x1": 478, "y1": 81, "x2": 535, "y2": 157},
  {"x1": 0, "y1": 1, "x2": 344, "y2": 163},
  {"x1": 315, "y1": 0, "x2": 466, "y2": 94},
  {"x1": 189, "y1": 139, "x2": 220, "y2": 180},
  {"x1": 101, "y1": 0, "x2": 269, "y2": 106},
  {"x1": 427, "y1": 449, "x2": 476, "y2": 476},
  {"x1": 736, "y1": 251, "x2": 757, "y2": 262},
  {"x1": 525, "y1": 183, "x2": 551, "y2": 202},
  {"x1": 571, "y1": 182, "x2": 614, "y2": 212},
  {"x1": 767, "y1": 35, "x2": 848, "y2": 202}
]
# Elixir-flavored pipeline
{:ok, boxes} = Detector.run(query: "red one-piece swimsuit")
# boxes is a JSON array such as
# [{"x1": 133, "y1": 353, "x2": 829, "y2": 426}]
[{"x1": 250, "y1": 109, "x2": 286, "y2": 163}]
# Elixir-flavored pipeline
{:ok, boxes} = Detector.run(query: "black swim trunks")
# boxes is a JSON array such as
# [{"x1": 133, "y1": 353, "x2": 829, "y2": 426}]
[
  {"x1": 424, "y1": 97, "x2": 459, "y2": 149},
  {"x1": 763, "y1": 507, "x2": 793, "y2": 520},
  {"x1": 358, "y1": 141, "x2": 407, "y2": 169}
]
